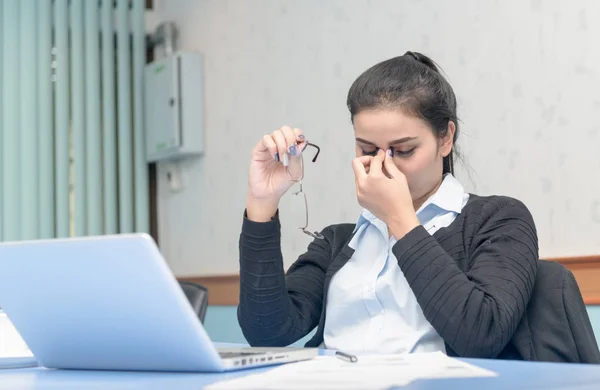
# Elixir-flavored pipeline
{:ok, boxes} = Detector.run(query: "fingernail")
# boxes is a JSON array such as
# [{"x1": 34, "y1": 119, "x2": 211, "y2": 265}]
[
  {"x1": 288, "y1": 145, "x2": 298, "y2": 156},
  {"x1": 283, "y1": 153, "x2": 289, "y2": 167},
  {"x1": 297, "y1": 134, "x2": 305, "y2": 140},
  {"x1": 274, "y1": 153, "x2": 280, "y2": 162},
  {"x1": 387, "y1": 148, "x2": 393, "y2": 157}
]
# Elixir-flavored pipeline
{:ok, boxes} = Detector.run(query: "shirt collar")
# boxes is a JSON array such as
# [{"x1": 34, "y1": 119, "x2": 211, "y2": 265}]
[
  {"x1": 352, "y1": 174, "x2": 466, "y2": 233},
  {"x1": 416, "y1": 173, "x2": 465, "y2": 215}
]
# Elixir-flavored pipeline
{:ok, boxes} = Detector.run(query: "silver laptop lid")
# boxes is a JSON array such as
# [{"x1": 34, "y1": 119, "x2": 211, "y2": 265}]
[{"x1": 0, "y1": 233, "x2": 225, "y2": 372}]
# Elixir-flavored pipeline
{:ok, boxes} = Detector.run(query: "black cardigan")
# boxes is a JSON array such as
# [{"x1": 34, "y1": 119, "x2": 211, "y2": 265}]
[{"x1": 237, "y1": 194, "x2": 540, "y2": 359}]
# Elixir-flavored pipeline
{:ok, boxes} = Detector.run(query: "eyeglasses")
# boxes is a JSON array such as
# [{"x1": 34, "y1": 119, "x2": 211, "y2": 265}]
[{"x1": 286, "y1": 142, "x2": 323, "y2": 240}]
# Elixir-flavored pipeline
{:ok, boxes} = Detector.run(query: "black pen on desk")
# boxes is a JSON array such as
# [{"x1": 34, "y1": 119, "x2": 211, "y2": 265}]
[{"x1": 335, "y1": 351, "x2": 358, "y2": 363}]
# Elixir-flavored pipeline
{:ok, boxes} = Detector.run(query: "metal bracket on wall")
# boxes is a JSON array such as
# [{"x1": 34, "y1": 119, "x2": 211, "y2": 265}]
[{"x1": 146, "y1": 21, "x2": 177, "y2": 56}]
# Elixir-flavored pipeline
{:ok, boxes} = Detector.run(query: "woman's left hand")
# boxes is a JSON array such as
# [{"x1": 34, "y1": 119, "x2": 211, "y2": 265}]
[{"x1": 352, "y1": 149, "x2": 420, "y2": 239}]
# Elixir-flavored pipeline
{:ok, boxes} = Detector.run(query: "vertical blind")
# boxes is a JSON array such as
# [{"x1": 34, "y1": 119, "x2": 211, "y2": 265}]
[{"x1": 0, "y1": 0, "x2": 149, "y2": 241}]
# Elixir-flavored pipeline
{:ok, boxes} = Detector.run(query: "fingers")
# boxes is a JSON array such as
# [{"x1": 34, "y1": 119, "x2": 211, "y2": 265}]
[
  {"x1": 292, "y1": 128, "x2": 308, "y2": 152},
  {"x1": 261, "y1": 134, "x2": 279, "y2": 162},
  {"x1": 368, "y1": 149, "x2": 386, "y2": 176},
  {"x1": 355, "y1": 156, "x2": 372, "y2": 166},
  {"x1": 352, "y1": 157, "x2": 369, "y2": 183},
  {"x1": 283, "y1": 126, "x2": 304, "y2": 180},
  {"x1": 383, "y1": 148, "x2": 401, "y2": 179},
  {"x1": 281, "y1": 126, "x2": 301, "y2": 158},
  {"x1": 355, "y1": 149, "x2": 399, "y2": 181},
  {"x1": 264, "y1": 126, "x2": 306, "y2": 167},
  {"x1": 271, "y1": 129, "x2": 290, "y2": 166},
  {"x1": 353, "y1": 155, "x2": 372, "y2": 174}
]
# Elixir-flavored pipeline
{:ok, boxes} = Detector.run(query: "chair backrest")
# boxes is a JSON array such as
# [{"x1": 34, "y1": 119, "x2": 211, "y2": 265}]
[
  {"x1": 178, "y1": 281, "x2": 208, "y2": 324},
  {"x1": 520, "y1": 260, "x2": 600, "y2": 363}
]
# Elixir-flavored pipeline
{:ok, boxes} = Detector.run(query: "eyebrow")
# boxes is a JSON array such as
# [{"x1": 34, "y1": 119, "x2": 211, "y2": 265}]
[{"x1": 355, "y1": 137, "x2": 417, "y2": 146}]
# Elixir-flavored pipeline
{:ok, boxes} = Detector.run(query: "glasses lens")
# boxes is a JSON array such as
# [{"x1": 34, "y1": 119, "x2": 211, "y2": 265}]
[
  {"x1": 291, "y1": 187, "x2": 308, "y2": 230},
  {"x1": 286, "y1": 149, "x2": 324, "y2": 240},
  {"x1": 286, "y1": 154, "x2": 304, "y2": 182}
]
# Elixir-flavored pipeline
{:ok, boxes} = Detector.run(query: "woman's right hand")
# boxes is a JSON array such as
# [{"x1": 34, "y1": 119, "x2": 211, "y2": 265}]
[{"x1": 246, "y1": 126, "x2": 306, "y2": 222}]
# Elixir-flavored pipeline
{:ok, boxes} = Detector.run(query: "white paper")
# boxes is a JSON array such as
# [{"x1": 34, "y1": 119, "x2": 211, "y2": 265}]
[
  {"x1": 207, "y1": 352, "x2": 497, "y2": 390},
  {"x1": 0, "y1": 313, "x2": 33, "y2": 358}
]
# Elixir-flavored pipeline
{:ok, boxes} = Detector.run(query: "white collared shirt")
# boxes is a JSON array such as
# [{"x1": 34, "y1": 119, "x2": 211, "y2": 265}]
[{"x1": 323, "y1": 174, "x2": 469, "y2": 354}]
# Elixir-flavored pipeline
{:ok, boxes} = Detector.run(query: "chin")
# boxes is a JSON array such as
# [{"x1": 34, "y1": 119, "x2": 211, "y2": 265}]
[{"x1": 408, "y1": 187, "x2": 428, "y2": 205}]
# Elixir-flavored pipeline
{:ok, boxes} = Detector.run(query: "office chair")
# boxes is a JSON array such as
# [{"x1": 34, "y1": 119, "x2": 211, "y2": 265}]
[
  {"x1": 178, "y1": 281, "x2": 209, "y2": 324},
  {"x1": 514, "y1": 260, "x2": 600, "y2": 363}
]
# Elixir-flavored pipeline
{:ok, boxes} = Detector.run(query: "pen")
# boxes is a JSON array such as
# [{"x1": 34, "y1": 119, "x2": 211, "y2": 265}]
[{"x1": 335, "y1": 351, "x2": 358, "y2": 363}]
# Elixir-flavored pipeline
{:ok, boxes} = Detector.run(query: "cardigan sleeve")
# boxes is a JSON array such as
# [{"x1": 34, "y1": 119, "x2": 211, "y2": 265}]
[
  {"x1": 237, "y1": 211, "x2": 331, "y2": 347},
  {"x1": 392, "y1": 197, "x2": 538, "y2": 358}
]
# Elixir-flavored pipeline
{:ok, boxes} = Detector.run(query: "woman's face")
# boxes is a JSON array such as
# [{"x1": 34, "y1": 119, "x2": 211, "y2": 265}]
[{"x1": 353, "y1": 109, "x2": 455, "y2": 209}]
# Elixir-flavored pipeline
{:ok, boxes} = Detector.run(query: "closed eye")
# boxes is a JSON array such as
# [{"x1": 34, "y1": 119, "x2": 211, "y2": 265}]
[
  {"x1": 394, "y1": 147, "x2": 416, "y2": 157},
  {"x1": 361, "y1": 148, "x2": 379, "y2": 156},
  {"x1": 361, "y1": 147, "x2": 416, "y2": 157}
]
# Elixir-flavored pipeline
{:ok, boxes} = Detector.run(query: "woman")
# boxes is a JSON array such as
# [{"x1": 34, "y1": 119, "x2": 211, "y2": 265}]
[{"x1": 238, "y1": 51, "x2": 539, "y2": 359}]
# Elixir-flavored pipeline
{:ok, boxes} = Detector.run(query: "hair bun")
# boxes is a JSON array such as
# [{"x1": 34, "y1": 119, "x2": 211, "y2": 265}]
[{"x1": 404, "y1": 51, "x2": 440, "y2": 73}]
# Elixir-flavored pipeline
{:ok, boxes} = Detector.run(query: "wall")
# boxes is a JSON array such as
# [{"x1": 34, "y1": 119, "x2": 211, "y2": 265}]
[{"x1": 150, "y1": 0, "x2": 600, "y2": 277}]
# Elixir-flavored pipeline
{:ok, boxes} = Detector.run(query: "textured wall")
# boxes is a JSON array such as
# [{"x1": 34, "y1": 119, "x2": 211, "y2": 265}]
[{"x1": 151, "y1": 0, "x2": 600, "y2": 276}]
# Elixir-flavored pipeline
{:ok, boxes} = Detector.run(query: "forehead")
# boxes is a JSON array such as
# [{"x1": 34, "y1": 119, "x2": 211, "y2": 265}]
[{"x1": 353, "y1": 109, "x2": 431, "y2": 140}]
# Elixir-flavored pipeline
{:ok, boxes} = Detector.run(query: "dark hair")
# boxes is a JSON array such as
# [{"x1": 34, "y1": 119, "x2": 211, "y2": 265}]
[{"x1": 347, "y1": 51, "x2": 459, "y2": 175}]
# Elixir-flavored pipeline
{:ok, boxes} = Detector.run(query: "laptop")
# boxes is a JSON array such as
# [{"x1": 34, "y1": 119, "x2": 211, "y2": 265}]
[{"x1": 0, "y1": 233, "x2": 317, "y2": 372}]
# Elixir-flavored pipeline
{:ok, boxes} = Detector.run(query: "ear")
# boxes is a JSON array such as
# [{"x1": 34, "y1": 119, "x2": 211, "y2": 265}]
[{"x1": 440, "y1": 121, "x2": 456, "y2": 158}]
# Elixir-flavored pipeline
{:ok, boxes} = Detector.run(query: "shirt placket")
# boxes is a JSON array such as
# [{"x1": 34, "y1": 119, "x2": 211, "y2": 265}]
[{"x1": 361, "y1": 224, "x2": 388, "y2": 350}]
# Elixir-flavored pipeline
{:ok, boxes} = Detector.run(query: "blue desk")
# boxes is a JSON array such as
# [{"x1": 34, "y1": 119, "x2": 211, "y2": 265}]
[{"x1": 2, "y1": 348, "x2": 600, "y2": 389}]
